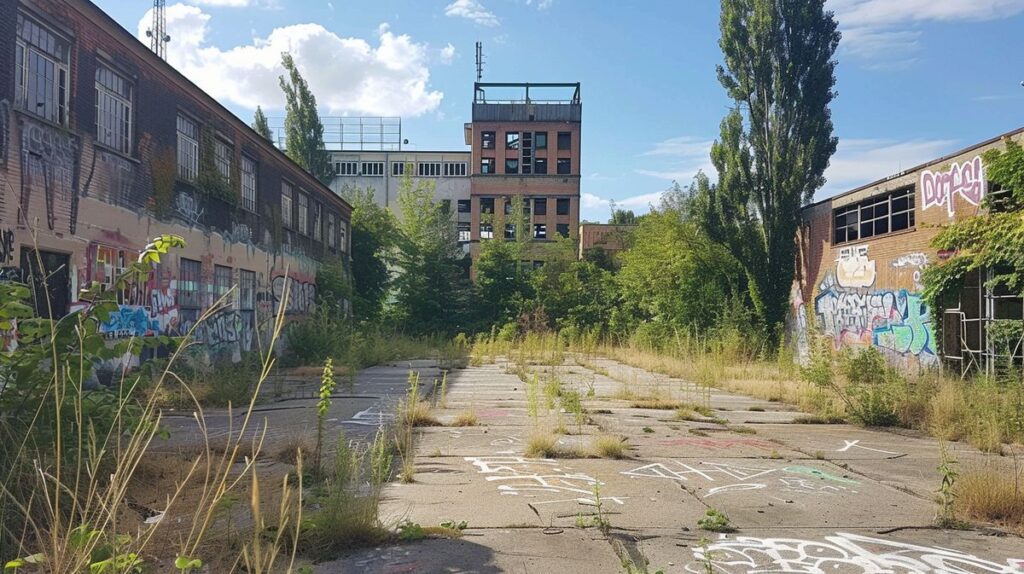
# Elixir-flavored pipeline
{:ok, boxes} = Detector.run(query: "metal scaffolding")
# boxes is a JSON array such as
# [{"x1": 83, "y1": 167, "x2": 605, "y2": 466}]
[
  {"x1": 268, "y1": 116, "x2": 402, "y2": 152},
  {"x1": 943, "y1": 267, "x2": 1024, "y2": 378}
]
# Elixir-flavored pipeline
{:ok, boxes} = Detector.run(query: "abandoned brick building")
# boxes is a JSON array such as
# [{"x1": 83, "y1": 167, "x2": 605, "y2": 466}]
[
  {"x1": 0, "y1": 0, "x2": 352, "y2": 362},
  {"x1": 792, "y1": 128, "x2": 1024, "y2": 374}
]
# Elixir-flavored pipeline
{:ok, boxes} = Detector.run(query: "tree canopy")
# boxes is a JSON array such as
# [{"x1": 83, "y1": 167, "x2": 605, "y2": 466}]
[{"x1": 278, "y1": 53, "x2": 333, "y2": 185}]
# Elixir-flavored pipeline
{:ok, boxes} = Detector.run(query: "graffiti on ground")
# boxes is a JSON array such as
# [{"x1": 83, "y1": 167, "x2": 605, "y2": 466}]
[
  {"x1": 621, "y1": 460, "x2": 858, "y2": 497},
  {"x1": 466, "y1": 456, "x2": 626, "y2": 507},
  {"x1": 921, "y1": 155, "x2": 986, "y2": 217},
  {"x1": 684, "y1": 532, "x2": 1024, "y2": 574}
]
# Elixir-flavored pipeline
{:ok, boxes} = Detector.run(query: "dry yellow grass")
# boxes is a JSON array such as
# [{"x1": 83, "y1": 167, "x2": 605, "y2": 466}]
[
  {"x1": 630, "y1": 398, "x2": 686, "y2": 410},
  {"x1": 592, "y1": 435, "x2": 627, "y2": 459},
  {"x1": 956, "y1": 465, "x2": 1024, "y2": 530},
  {"x1": 451, "y1": 410, "x2": 479, "y2": 427},
  {"x1": 524, "y1": 432, "x2": 584, "y2": 458},
  {"x1": 400, "y1": 400, "x2": 441, "y2": 427}
]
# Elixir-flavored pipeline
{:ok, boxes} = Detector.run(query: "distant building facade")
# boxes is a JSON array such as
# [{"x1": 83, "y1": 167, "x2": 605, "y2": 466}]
[
  {"x1": 791, "y1": 128, "x2": 1024, "y2": 374},
  {"x1": 579, "y1": 223, "x2": 633, "y2": 261},
  {"x1": 0, "y1": 0, "x2": 352, "y2": 364}
]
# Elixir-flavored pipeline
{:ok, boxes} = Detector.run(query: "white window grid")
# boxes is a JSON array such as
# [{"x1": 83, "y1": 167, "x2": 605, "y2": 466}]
[
  {"x1": 15, "y1": 13, "x2": 70, "y2": 126},
  {"x1": 418, "y1": 162, "x2": 442, "y2": 177},
  {"x1": 281, "y1": 182, "x2": 293, "y2": 228},
  {"x1": 362, "y1": 161, "x2": 385, "y2": 176},
  {"x1": 214, "y1": 139, "x2": 232, "y2": 180},
  {"x1": 392, "y1": 162, "x2": 405, "y2": 176},
  {"x1": 444, "y1": 162, "x2": 467, "y2": 177},
  {"x1": 95, "y1": 66, "x2": 133, "y2": 154},
  {"x1": 177, "y1": 115, "x2": 199, "y2": 181},
  {"x1": 335, "y1": 161, "x2": 358, "y2": 176},
  {"x1": 297, "y1": 193, "x2": 309, "y2": 235},
  {"x1": 241, "y1": 156, "x2": 257, "y2": 212}
]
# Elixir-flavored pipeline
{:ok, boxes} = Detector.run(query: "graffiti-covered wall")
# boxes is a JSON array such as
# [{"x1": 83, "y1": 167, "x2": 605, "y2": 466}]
[
  {"x1": 0, "y1": 0, "x2": 352, "y2": 365},
  {"x1": 791, "y1": 130, "x2": 1024, "y2": 370}
]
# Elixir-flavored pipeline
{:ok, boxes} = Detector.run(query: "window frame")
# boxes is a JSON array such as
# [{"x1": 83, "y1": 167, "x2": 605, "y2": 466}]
[
  {"x1": 313, "y1": 202, "x2": 323, "y2": 242},
  {"x1": 15, "y1": 12, "x2": 70, "y2": 126},
  {"x1": 832, "y1": 186, "x2": 916, "y2": 245},
  {"x1": 176, "y1": 114, "x2": 200, "y2": 182},
  {"x1": 417, "y1": 162, "x2": 442, "y2": 177},
  {"x1": 457, "y1": 199, "x2": 471, "y2": 213},
  {"x1": 480, "y1": 198, "x2": 495, "y2": 214},
  {"x1": 213, "y1": 264, "x2": 233, "y2": 302},
  {"x1": 506, "y1": 132, "x2": 520, "y2": 150},
  {"x1": 240, "y1": 155, "x2": 257, "y2": 212},
  {"x1": 443, "y1": 162, "x2": 467, "y2": 177},
  {"x1": 533, "y1": 223, "x2": 547, "y2": 240},
  {"x1": 335, "y1": 161, "x2": 359, "y2": 176},
  {"x1": 392, "y1": 162, "x2": 406, "y2": 176},
  {"x1": 482, "y1": 131, "x2": 496, "y2": 149},
  {"x1": 327, "y1": 213, "x2": 337, "y2": 249},
  {"x1": 505, "y1": 158, "x2": 520, "y2": 175},
  {"x1": 535, "y1": 132, "x2": 548, "y2": 150},
  {"x1": 534, "y1": 198, "x2": 547, "y2": 215},
  {"x1": 556, "y1": 198, "x2": 570, "y2": 216},
  {"x1": 556, "y1": 223, "x2": 570, "y2": 237},
  {"x1": 557, "y1": 132, "x2": 571, "y2": 151},
  {"x1": 95, "y1": 65, "x2": 134, "y2": 155},
  {"x1": 534, "y1": 158, "x2": 548, "y2": 175},
  {"x1": 457, "y1": 222, "x2": 471, "y2": 243},
  {"x1": 361, "y1": 161, "x2": 384, "y2": 176},
  {"x1": 214, "y1": 138, "x2": 233, "y2": 180},
  {"x1": 557, "y1": 158, "x2": 571, "y2": 175},
  {"x1": 297, "y1": 192, "x2": 309, "y2": 235},
  {"x1": 281, "y1": 181, "x2": 294, "y2": 229},
  {"x1": 481, "y1": 158, "x2": 496, "y2": 174}
]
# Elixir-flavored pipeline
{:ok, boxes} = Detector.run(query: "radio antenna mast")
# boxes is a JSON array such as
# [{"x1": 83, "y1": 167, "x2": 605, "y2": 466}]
[
  {"x1": 146, "y1": 0, "x2": 171, "y2": 60},
  {"x1": 475, "y1": 41, "x2": 484, "y2": 81}
]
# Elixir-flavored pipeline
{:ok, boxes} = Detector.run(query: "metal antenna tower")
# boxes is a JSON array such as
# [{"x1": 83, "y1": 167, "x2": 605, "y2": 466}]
[
  {"x1": 146, "y1": 0, "x2": 171, "y2": 60},
  {"x1": 475, "y1": 41, "x2": 484, "y2": 81}
]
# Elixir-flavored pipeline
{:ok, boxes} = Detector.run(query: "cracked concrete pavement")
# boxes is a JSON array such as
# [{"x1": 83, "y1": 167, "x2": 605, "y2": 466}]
[{"x1": 316, "y1": 356, "x2": 1023, "y2": 573}]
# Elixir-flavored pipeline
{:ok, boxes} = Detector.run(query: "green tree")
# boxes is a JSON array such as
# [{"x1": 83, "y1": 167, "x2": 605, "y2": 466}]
[
  {"x1": 475, "y1": 239, "x2": 532, "y2": 327},
  {"x1": 341, "y1": 186, "x2": 399, "y2": 321},
  {"x1": 252, "y1": 105, "x2": 273, "y2": 143},
  {"x1": 617, "y1": 207, "x2": 746, "y2": 336},
  {"x1": 694, "y1": 0, "x2": 840, "y2": 338},
  {"x1": 390, "y1": 171, "x2": 473, "y2": 334},
  {"x1": 535, "y1": 259, "x2": 619, "y2": 334},
  {"x1": 278, "y1": 53, "x2": 332, "y2": 184},
  {"x1": 924, "y1": 140, "x2": 1024, "y2": 314},
  {"x1": 609, "y1": 208, "x2": 638, "y2": 225}
]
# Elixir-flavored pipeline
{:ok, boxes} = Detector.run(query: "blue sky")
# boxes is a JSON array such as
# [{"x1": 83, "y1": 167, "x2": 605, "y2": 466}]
[{"x1": 96, "y1": 0, "x2": 1024, "y2": 222}]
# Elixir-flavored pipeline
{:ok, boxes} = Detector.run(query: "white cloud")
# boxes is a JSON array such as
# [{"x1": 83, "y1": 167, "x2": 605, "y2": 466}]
[
  {"x1": 188, "y1": 0, "x2": 251, "y2": 6},
  {"x1": 527, "y1": 0, "x2": 554, "y2": 9},
  {"x1": 137, "y1": 4, "x2": 443, "y2": 117},
  {"x1": 828, "y1": 0, "x2": 1024, "y2": 68},
  {"x1": 817, "y1": 137, "x2": 957, "y2": 199},
  {"x1": 581, "y1": 192, "x2": 610, "y2": 210},
  {"x1": 444, "y1": 0, "x2": 500, "y2": 26},
  {"x1": 635, "y1": 136, "x2": 714, "y2": 182},
  {"x1": 440, "y1": 43, "x2": 456, "y2": 64}
]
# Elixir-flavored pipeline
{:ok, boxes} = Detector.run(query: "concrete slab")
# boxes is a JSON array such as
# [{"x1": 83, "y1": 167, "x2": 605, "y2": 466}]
[{"x1": 316, "y1": 527, "x2": 622, "y2": 573}]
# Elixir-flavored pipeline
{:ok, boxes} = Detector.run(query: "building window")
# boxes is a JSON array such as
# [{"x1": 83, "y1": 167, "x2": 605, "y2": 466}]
[
  {"x1": 534, "y1": 224, "x2": 547, "y2": 239},
  {"x1": 534, "y1": 158, "x2": 548, "y2": 175},
  {"x1": 214, "y1": 264, "x2": 232, "y2": 302},
  {"x1": 557, "y1": 198, "x2": 570, "y2": 215},
  {"x1": 297, "y1": 193, "x2": 309, "y2": 235},
  {"x1": 482, "y1": 131, "x2": 496, "y2": 149},
  {"x1": 176, "y1": 115, "x2": 199, "y2": 181},
  {"x1": 480, "y1": 198, "x2": 495, "y2": 214},
  {"x1": 214, "y1": 139, "x2": 232, "y2": 180},
  {"x1": 95, "y1": 66, "x2": 133, "y2": 154},
  {"x1": 241, "y1": 155, "x2": 257, "y2": 212},
  {"x1": 480, "y1": 223, "x2": 494, "y2": 239},
  {"x1": 179, "y1": 258, "x2": 202, "y2": 311},
  {"x1": 457, "y1": 199, "x2": 471, "y2": 213},
  {"x1": 327, "y1": 214, "x2": 337, "y2": 249},
  {"x1": 15, "y1": 12, "x2": 70, "y2": 126},
  {"x1": 340, "y1": 220, "x2": 348, "y2": 252},
  {"x1": 556, "y1": 223, "x2": 570, "y2": 237},
  {"x1": 392, "y1": 162, "x2": 406, "y2": 176},
  {"x1": 557, "y1": 158, "x2": 571, "y2": 175},
  {"x1": 832, "y1": 186, "x2": 916, "y2": 245},
  {"x1": 535, "y1": 132, "x2": 548, "y2": 150},
  {"x1": 557, "y1": 132, "x2": 571, "y2": 150},
  {"x1": 444, "y1": 162, "x2": 467, "y2": 176},
  {"x1": 281, "y1": 182, "x2": 293, "y2": 228},
  {"x1": 504, "y1": 200, "x2": 514, "y2": 215},
  {"x1": 239, "y1": 269, "x2": 256, "y2": 337},
  {"x1": 505, "y1": 223, "x2": 516, "y2": 240},
  {"x1": 362, "y1": 161, "x2": 384, "y2": 176},
  {"x1": 336, "y1": 161, "x2": 358, "y2": 176},
  {"x1": 481, "y1": 158, "x2": 496, "y2": 174},
  {"x1": 534, "y1": 198, "x2": 547, "y2": 215},
  {"x1": 314, "y1": 202, "x2": 323, "y2": 242},
  {"x1": 505, "y1": 159, "x2": 520, "y2": 174},
  {"x1": 458, "y1": 222, "x2": 471, "y2": 243},
  {"x1": 418, "y1": 162, "x2": 442, "y2": 177},
  {"x1": 506, "y1": 132, "x2": 520, "y2": 150}
]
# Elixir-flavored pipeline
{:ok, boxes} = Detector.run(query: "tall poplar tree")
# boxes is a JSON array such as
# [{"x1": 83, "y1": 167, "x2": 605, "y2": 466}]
[
  {"x1": 278, "y1": 53, "x2": 333, "y2": 184},
  {"x1": 695, "y1": 0, "x2": 840, "y2": 337},
  {"x1": 252, "y1": 105, "x2": 273, "y2": 143}
]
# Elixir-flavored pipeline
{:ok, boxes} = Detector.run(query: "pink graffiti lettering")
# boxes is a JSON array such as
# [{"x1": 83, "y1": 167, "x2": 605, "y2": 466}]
[{"x1": 921, "y1": 156, "x2": 985, "y2": 217}]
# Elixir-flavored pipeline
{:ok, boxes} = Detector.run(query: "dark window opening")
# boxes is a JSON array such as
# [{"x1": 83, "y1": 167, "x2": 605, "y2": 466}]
[
  {"x1": 534, "y1": 198, "x2": 547, "y2": 215},
  {"x1": 480, "y1": 197, "x2": 495, "y2": 214},
  {"x1": 535, "y1": 132, "x2": 548, "y2": 149},
  {"x1": 534, "y1": 224, "x2": 547, "y2": 239},
  {"x1": 505, "y1": 223, "x2": 516, "y2": 240},
  {"x1": 482, "y1": 131, "x2": 495, "y2": 149},
  {"x1": 556, "y1": 198, "x2": 570, "y2": 215},
  {"x1": 557, "y1": 158, "x2": 571, "y2": 175},
  {"x1": 556, "y1": 223, "x2": 570, "y2": 237},
  {"x1": 481, "y1": 158, "x2": 495, "y2": 174},
  {"x1": 534, "y1": 158, "x2": 548, "y2": 174},
  {"x1": 557, "y1": 132, "x2": 571, "y2": 150},
  {"x1": 832, "y1": 186, "x2": 915, "y2": 245},
  {"x1": 457, "y1": 199, "x2": 471, "y2": 213},
  {"x1": 505, "y1": 159, "x2": 519, "y2": 174}
]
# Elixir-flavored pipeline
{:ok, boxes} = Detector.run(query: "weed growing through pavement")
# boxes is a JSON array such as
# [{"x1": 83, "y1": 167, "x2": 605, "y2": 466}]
[
  {"x1": 593, "y1": 435, "x2": 627, "y2": 459},
  {"x1": 315, "y1": 358, "x2": 337, "y2": 477},
  {"x1": 697, "y1": 508, "x2": 735, "y2": 533},
  {"x1": 936, "y1": 441, "x2": 966, "y2": 528}
]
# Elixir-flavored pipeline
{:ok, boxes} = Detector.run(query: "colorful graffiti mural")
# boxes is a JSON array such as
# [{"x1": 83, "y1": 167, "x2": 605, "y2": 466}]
[
  {"x1": 835, "y1": 245, "x2": 875, "y2": 288},
  {"x1": 814, "y1": 272, "x2": 937, "y2": 365},
  {"x1": 921, "y1": 155, "x2": 985, "y2": 217}
]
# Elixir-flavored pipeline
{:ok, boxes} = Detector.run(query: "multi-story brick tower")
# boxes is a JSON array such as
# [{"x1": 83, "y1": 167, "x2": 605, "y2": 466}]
[{"x1": 464, "y1": 82, "x2": 582, "y2": 267}]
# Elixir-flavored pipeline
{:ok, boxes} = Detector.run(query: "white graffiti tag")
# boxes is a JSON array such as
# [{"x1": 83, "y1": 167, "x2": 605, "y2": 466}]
[
  {"x1": 684, "y1": 532, "x2": 1024, "y2": 574},
  {"x1": 836, "y1": 245, "x2": 876, "y2": 288},
  {"x1": 621, "y1": 461, "x2": 858, "y2": 497},
  {"x1": 466, "y1": 456, "x2": 626, "y2": 505}
]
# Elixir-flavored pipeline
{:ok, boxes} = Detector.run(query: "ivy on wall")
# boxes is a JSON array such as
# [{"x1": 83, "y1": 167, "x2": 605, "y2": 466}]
[{"x1": 196, "y1": 125, "x2": 237, "y2": 206}]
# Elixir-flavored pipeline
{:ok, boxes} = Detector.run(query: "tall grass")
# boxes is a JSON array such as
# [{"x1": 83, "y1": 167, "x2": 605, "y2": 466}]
[{"x1": 0, "y1": 242, "x2": 304, "y2": 572}]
